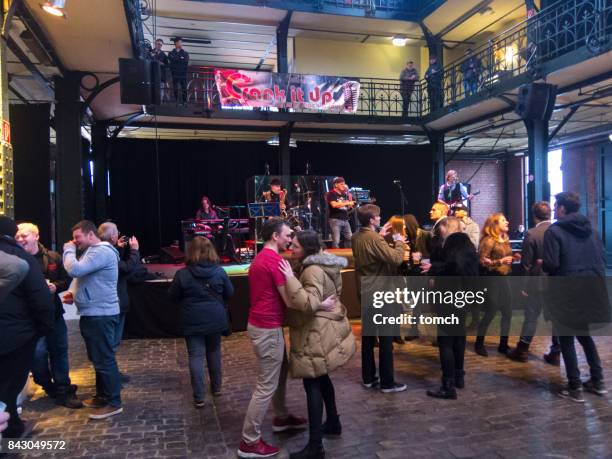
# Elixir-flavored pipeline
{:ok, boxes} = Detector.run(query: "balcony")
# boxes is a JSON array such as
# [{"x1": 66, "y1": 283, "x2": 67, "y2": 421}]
[{"x1": 148, "y1": 0, "x2": 612, "y2": 125}]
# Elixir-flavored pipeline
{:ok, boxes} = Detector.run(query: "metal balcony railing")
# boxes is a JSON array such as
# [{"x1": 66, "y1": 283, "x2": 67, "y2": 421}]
[
  {"x1": 437, "y1": 0, "x2": 612, "y2": 110},
  {"x1": 156, "y1": 0, "x2": 612, "y2": 119}
]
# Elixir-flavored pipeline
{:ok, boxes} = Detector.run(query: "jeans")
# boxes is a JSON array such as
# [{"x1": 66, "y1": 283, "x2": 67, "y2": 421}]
[
  {"x1": 32, "y1": 315, "x2": 71, "y2": 392},
  {"x1": 303, "y1": 375, "x2": 338, "y2": 446},
  {"x1": 173, "y1": 77, "x2": 187, "y2": 102},
  {"x1": 328, "y1": 218, "x2": 352, "y2": 249},
  {"x1": 0, "y1": 338, "x2": 37, "y2": 438},
  {"x1": 559, "y1": 335, "x2": 603, "y2": 388},
  {"x1": 401, "y1": 90, "x2": 413, "y2": 116},
  {"x1": 80, "y1": 315, "x2": 122, "y2": 407},
  {"x1": 518, "y1": 291, "x2": 560, "y2": 353},
  {"x1": 477, "y1": 276, "x2": 512, "y2": 344},
  {"x1": 185, "y1": 334, "x2": 222, "y2": 402},
  {"x1": 113, "y1": 312, "x2": 126, "y2": 352},
  {"x1": 242, "y1": 325, "x2": 289, "y2": 443},
  {"x1": 438, "y1": 324, "x2": 466, "y2": 382},
  {"x1": 362, "y1": 335, "x2": 394, "y2": 388},
  {"x1": 463, "y1": 79, "x2": 478, "y2": 96},
  {"x1": 427, "y1": 85, "x2": 441, "y2": 111}
]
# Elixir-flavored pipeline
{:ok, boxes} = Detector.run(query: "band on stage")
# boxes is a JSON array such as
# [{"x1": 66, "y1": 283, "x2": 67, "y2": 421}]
[{"x1": 185, "y1": 170, "x2": 476, "y2": 263}]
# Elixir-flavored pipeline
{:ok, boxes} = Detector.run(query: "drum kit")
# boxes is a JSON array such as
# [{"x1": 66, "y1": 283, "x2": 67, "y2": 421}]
[{"x1": 285, "y1": 191, "x2": 317, "y2": 231}]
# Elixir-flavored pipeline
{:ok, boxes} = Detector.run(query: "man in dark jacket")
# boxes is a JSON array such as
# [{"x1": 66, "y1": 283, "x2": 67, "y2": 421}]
[
  {"x1": 425, "y1": 56, "x2": 443, "y2": 112},
  {"x1": 460, "y1": 48, "x2": 483, "y2": 97},
  {"x1": 168, "y1": 37, "x2": 189, "y2": 103},
  {"x1": 543, "y1": 192, "x2": 610, "y2": 402},
  {"x1": 508, "y1": 202, "x2": 560, "y2": 364},
  {"x1": 16, "y1": 223, "x2": 82, "y2": 408},
  {"x1": 0, "y1": 216, "x2": 54, "y2": 438},
  {"x1": 97, "y1": 222, "x2": 143, "y2": 382}
]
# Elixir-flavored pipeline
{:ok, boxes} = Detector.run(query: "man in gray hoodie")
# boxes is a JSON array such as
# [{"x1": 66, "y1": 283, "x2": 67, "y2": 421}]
[{"x1": 63, "y1": 220, "x2": 122, "y2": 419}]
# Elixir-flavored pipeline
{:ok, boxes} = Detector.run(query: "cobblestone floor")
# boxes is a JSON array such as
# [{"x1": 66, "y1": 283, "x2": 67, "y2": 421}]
[{"x1": 18, "y1": 321, "x2": 612, "y2": 459}]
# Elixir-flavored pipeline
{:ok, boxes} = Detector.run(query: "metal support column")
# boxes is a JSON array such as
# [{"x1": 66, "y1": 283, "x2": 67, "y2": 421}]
[
  {"x1": 279, "y1": 124, "x2": 291, "y2": 188},
  {"x1": 276, "y1": 12, "x2": 292, "y2": 74},
  {"x1": 54, "y1": 72, "x2": 84, "y2": 242},
  {"x1": 91, "y1": 122, "x2": 109, "y2": 223},
  {"x1": 525, "y1": 118, "x2": 550, "y2": 226},
  {"x1": 428, "y1": 131, "x2": 445, "y2": 201}
]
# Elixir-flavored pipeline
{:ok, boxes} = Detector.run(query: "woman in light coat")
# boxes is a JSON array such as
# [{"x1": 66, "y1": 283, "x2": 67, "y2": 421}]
[{"x1": 279, "y1": 230, "x2": 356, "y2": 459}]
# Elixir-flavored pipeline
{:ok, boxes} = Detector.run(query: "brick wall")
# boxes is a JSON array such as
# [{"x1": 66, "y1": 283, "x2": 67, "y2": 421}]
[
  {"x1": 446, "y1": 160, "x2": 505, "y2": 228},
  {"x1": 562, "y1": 144, "x2": 599, "y2": 230}
]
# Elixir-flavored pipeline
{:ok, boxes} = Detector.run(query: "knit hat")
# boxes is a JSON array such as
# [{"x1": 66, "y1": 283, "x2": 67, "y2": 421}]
[{"x1": 0, "y1": 216, "x2": 18, "y2": 237}]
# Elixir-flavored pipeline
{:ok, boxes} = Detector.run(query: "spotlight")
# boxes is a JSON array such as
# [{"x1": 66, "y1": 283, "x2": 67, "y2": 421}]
[
  {"x1": 40, "y1": 0, "x2": 66, "y2": 17},
  {"x1": 392, "y1": 36, "x2": 407, "y2": 47},
  {"x1": 609, "y1": 134, "x2": 612, "y2": 142}
]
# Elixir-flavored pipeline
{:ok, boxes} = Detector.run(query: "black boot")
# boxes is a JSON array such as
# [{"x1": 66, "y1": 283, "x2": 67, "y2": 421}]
[
  {"x1": 55, "y1": 386, "x2": 83, "y2": 409},
  {"x1": 426, "y1": 379, "x2": 457, "y2": 400},
  {"x1": 498, "y1": 336, "x2": 510, "y2": 354},
  {"x1": 474, "y1": 337, "x2": 488, "y2": 357},
  {"x1": 507, "y1": 341, "x2": 529, "y2": 362},
  {"x1": 289, "y1": 442, "x2": 325, "y2": 459},
  {"x1": 321, "y1": 414, "x2": 341, "y2": 436},
  {"x1": 454, "y1": 370, "x2": 465, "y2": 389}
]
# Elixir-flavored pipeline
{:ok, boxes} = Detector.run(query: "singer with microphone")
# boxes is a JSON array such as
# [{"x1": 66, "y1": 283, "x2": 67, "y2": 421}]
[
  {"x1": 195, "y1": 196, "x2": 219, "y2": 220},
  {"x1": 326, "y1": 176, "x2": 355, "y2": 248}
]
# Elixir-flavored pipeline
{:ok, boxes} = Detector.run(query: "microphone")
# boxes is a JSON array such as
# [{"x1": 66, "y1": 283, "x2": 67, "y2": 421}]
[
  {"x1": 393, "y1": 179, "x2": 401, "y2": 185},
  {"x1": 265, "y1": 163, "x2": 270, "y2": 175},
  {"x1": 305, "y1": 162, "x2": 311, "y2": 175}
]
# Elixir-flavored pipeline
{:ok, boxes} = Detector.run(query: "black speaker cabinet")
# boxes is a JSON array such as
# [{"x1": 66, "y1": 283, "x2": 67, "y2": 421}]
[
  {"x1": 159, "y1": 246, "x2": 185, "y2": 264},
  {"x1": 515, "y1": 83, "x2": 557, "y2": 120},
  {"x1": 119, "y1": 58, "x2": 160, "y2": 105}
]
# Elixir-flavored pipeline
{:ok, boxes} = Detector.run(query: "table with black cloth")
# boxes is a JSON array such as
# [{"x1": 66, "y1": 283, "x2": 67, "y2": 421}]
[{"x1": 124, "y1": 271, "x2": 360, "y2": 339}]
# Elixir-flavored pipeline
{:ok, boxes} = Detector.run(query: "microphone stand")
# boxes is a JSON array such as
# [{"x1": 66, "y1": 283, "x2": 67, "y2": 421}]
[{"x1": 394, "y1": 181, "x2": 409, "y2": 216}]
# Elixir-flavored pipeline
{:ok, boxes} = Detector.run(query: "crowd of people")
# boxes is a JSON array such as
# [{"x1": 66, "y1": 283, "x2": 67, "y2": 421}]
[
  {"x1": 0, "y1": 189, "x2": 609, "y2": 459},
  {"x1": 0, "y1": 218, "x2": 144, "y2": 438}
]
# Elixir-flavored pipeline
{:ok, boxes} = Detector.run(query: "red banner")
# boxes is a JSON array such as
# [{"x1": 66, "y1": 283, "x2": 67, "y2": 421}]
[{"x1": 214, "y1": 69, "x2": 360, "y2": 113}]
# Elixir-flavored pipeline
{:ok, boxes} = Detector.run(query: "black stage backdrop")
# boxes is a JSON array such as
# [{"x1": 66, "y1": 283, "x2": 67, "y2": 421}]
[{"x1": 108, "y1": 139, "x2": 433, "y2": 255}]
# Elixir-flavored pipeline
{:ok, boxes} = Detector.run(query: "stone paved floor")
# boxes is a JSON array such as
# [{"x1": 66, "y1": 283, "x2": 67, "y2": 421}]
[{"x1": 18, "y1": 321, "x2": 612, "y2": 459}]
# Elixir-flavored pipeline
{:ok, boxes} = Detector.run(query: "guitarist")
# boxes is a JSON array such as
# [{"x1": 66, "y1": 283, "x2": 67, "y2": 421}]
[
  {"x1": 437, "y1": 170, "x2": 474, "y2": 207},
  {"x1": 326, "y1": 177, "x2": 355, "y2": 248}
]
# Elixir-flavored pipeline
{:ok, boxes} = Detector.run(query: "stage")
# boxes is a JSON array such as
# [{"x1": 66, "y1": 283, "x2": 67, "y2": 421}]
[{"x1": 124, "y1": 249, "x2": 359, "y2": 339}]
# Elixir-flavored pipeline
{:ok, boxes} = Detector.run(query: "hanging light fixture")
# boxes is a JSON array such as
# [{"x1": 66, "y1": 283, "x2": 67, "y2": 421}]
[
  {"x1": 40, "y1": 0, "x2": 66, "y2": 17},
  {"x1": 392, "y1": 36, "x2": 407, "y2": 47}
]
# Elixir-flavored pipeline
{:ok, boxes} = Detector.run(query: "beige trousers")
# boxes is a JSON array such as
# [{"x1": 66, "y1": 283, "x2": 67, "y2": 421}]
[{"x1": 241, "y1": 324, "x2": 289, "y2": 443}]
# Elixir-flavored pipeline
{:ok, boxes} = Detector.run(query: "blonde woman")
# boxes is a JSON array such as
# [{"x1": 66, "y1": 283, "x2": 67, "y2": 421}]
[{"x1": 474, "y1": 213, "x2": 517, "y2": 356}]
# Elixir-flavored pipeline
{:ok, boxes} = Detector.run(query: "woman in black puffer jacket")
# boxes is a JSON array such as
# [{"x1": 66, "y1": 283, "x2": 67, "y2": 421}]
[{"x1": 169, "y1": 237, "x2": 234, "y2": 408}]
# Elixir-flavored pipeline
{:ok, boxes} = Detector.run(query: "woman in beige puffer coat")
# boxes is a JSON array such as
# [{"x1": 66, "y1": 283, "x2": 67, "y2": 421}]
[{"x1": 279, "y1": 230, "x2": 356, "y2": 459}]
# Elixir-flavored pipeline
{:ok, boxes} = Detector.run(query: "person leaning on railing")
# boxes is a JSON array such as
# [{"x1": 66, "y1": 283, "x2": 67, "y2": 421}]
[{"x1": 460, "y1": 49, "x2": 483, "y2": 97}]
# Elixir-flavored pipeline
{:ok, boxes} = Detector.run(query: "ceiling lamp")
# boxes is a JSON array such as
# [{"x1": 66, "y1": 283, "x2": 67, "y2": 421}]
[
  {"x1": 40, "y1": 0, "x2": 66, "y2": 17},
  {"x1": 392, "y1": 36, "x2": 407, "y2": 47}
]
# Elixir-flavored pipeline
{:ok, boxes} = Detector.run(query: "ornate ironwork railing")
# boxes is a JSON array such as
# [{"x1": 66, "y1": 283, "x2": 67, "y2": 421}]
[
  {"x1": 156, "y1": 0, "x2": 612, "y2": 119},
  {"x1": 160, "y1": 68, "x2": 428, "y2": 118},
  {"x1": 437, "y1": 0, "x2": 612, "y2": 112}
]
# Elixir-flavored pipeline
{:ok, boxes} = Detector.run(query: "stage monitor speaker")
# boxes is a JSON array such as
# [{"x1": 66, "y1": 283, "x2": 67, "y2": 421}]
[
  {"x1": 159, "y1": 246, "x2": 185, "y2": 264},
  {"x1": 514, "y1": 83, "x2": 557, "y2": 121},
  {"x1": 119, "y1": 58, "x2": 160, "y2": 105}
]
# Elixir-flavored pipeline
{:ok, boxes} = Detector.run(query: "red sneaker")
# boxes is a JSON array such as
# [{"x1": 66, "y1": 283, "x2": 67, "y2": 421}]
[
  {"x1": 237, "y1": 439, "x2": 280, "y2": 458},
  {"x1": 272, "y1": 414, "x2": 308, "y2": 432}
]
